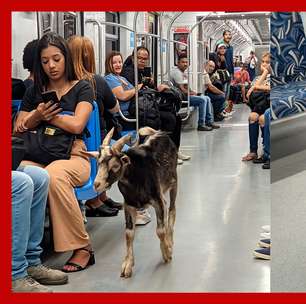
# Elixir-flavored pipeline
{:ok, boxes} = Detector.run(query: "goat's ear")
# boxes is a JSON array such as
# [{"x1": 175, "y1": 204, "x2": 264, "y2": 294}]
[
  {"x1": 80, "y1": 150, "x2": 99, "y2": 159},
  {"x1": 120, "y1": 155, "x2": 131, "y2": 166}
]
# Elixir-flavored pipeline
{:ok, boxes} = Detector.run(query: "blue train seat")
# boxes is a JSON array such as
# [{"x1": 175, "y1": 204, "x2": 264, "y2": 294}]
[{"x1": 75, "y1": 101, "x2": 101, "y2": 201}]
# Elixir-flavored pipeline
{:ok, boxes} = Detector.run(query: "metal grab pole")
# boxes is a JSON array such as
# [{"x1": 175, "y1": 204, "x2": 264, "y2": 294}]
[
  {"x1": 85, "y1": 19, "x2": 136, "y2": 123},
  {"x1": 159, "y1": 12, "x2": 164, "y2": 84},
  {"x1": 182, "y1": 12, "x2": 215, "y2": 121},
  {"x1": 133, "y1": 12, "x2": 140, "y2": 133}
]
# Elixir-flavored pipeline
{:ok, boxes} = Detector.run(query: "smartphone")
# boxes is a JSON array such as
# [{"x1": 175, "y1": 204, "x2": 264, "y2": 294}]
[
  {"x1": 143, "y1": 67, "x2": 152, "y2": 77},
  {"x1": 41, "y1": 90, "x2": 59, "y2": 104}
]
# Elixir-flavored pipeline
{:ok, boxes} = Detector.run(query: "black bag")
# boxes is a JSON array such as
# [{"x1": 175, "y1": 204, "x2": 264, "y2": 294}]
[
  {"x1": 12, "y1": 137, "x2": 26, "y2": 170},
  {"x1": 217, "y1": 69, "x2": 231, "y2": 83},
  {"x1": 17, "y1": 123, "x2": 76, "y2": 165},
  {"x1": 248, "y1": 91, "x2": 270, "y2": 115},
  {"x1": 128, "y1": 88, "x2": 161, "y2": 130},
  {"x1": 158, "y1": 86, "x2": 183, "y2": 113}
]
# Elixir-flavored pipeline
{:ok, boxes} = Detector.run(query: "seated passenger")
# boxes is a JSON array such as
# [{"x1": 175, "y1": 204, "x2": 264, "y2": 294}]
[
  {"x1": 22, "y1": 39, "x2": 39, "y2": 89},
  {"x1": 12, "y1": 166, "x2": 68, "y2": 292},
  {"x1": 68, "y1": 35, "x2": 122, "y2": 217},
  {"x1": 15, "y1": 32, "x2": 95, "y2": 273},
  {"x1": 203, "y1": 60, "x2": 226, "y2": 121},
  {"x1": 231, "y1": 63, "x2": 251, "y2": 103},
  {"x1": 104, "y1": 51, "x2": 164, "y2": 131},
  {"x1": 242, "y1": 52, "x2": 271, "y2": 161},
  {"x1": 170, "y1": 54, "x2": 219, "y2": 131},
  {"x1": 121, "y1": 46, "x2": 190, "y2": 161}
]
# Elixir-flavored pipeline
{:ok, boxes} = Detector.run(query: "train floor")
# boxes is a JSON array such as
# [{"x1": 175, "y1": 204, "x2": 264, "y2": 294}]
[
  {"x1": 272, "y1": 153, "x2": 306, "y2": 291},
  {"x1": 44, "y1": 104, "x2": 270, "y2": 292}
]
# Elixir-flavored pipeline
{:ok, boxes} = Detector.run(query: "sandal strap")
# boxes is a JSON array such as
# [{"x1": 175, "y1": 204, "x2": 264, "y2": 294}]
[
  {"x1": 78, "y1": 247, "x2": 94, "y2": 254},
  {"x1": 64, "y1": 261, "x2": 84, "y2": 271}
]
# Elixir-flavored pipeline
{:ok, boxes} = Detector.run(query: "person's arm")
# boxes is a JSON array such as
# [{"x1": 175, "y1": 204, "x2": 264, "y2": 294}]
[
  {"x1": 15, "y1": 102, "x2": 62, "y2": 132},
  {"x1": 207, "y1": 83, "x2": 225, "y2": 96},
  {"x1": 111, "y1": 83, "x2": 143, "y2": 101},
  {"x1": 49, "y1": 102, "x2": 92, "y2": 134}
]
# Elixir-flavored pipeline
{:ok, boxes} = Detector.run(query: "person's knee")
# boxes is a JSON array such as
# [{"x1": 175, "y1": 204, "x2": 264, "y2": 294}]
[
  {"x1": 12, "y1": 171, "x2": 34, "y2": 201},
  {"x1": 23, "y1": 166, "x2": 50, "y2": 189},
  {"x1": 249, "y1": 112, "x2": 259, "y2": 123},
  {"x1": 258, "y1": 114, "x2": 265, "y2": 127}
]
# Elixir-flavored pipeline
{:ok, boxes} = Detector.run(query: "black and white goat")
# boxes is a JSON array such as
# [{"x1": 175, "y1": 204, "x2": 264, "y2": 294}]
[{"x1": 83, "y1": 127, "x2": 178, "y2": 277}]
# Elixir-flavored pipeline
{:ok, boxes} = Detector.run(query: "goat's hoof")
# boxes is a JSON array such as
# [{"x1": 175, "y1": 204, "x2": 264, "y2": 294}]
[{"x1": 121, "y1": 261, "x2": 133, "y2": 278}]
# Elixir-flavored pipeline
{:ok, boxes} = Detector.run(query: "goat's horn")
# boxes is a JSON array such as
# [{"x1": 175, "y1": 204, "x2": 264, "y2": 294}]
[
  {"x1": 102, "y1": 127, "x2": 114, "y2": 147},
  {"x1": 112, "y1": 134, "x2": 132, "y2": 153}
]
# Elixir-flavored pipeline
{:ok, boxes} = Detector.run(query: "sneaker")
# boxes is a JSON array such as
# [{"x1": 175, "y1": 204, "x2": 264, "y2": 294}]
[
  {"x1": 258, "y1": 239, "x2": 271, "y2": 248},
  {"x1": 12, "y1": 276, "x2": 52, "y2": 292},
  {"x1": 197, "y1": 125, "x2": 213, "y2": 131},
  {"x1": 207, "y1": 122, "x2": 220, "y2": 129},
  {"x1": 178, "y1": 152, "x2": 191, "y2": 161},
  {"x1": 253, "y1": 247, "x2": 270, "y2": 260},
  {"x1": 27, "y1": 264, "x2": 68, "y2": 285},
  {"x1": 177, "y1": 158, "x2": 183, "y2": 165},
  {"x1": 260, "y1": 232, "x2": 271, "y2": 239},
  {"x1": 222, "y1": 111, "x2": 232, "y2": 117},
  {"x1": 135, "y1": 209, "x2": 151, "y2": 226},
  {"x1": 261, "y1": 225, "x2": 270, "y2": 233}
]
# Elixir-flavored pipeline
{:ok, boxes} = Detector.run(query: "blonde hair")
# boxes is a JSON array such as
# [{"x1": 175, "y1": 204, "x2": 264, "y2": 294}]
[{"x1": 67, "y1": 35, "x2": 96, "y2": 97}]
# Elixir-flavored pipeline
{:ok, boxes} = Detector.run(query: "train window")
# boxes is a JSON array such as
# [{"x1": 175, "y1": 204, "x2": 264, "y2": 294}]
[
  {"x1": 63, "y1": 13, "x2": 76, "y2": 39},
  {"x1": 105, "y1": 12, "x2": 120, "y2": 52}
]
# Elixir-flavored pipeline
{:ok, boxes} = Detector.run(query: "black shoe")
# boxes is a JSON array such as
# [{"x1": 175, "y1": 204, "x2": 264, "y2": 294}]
[
  {"x1": 262, "y1": 160, "x2": 270, "y2": 169},
  {"x1": 253, "y1": 156, "x2": 266, "y2": 164},
  {"x1": 85, "y1": 204, "x2": 119, "y2": 217},
  {"x1": 197, "y1": 125, "x2": 213, "y2": 131},
  {"x1": 103, "y1": 198, "x2": 123, "y2": 210},
  {"x1": 214, "y1": 114, "x2": 225, "y2": 122},
  {"x1": 207, "y1": 122, "x2": 220, "y2": 129}
]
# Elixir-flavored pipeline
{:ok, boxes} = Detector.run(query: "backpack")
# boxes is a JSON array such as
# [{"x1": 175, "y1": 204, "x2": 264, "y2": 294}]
[
  {"x1": 128, "y1": 88, "x2": 161, "y2": 130},
  {"x1": 157, "y1": 86, "x2": 183, "y2": 113}
]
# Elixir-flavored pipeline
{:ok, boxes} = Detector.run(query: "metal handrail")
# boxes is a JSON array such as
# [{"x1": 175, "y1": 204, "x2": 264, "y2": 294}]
[{"x1": 85, "y1": 19, "x2": 136, "y2": 124}]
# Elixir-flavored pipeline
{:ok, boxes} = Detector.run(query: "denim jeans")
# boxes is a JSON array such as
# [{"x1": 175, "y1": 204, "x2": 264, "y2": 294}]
[
  {"x1": 12, "y1": 166, "x2": 49, "y2": 280},
  {"x1": 206, "y1": 92, "x2": 226, "y2": 116},
  {"x1": 189, "y1": 95, "x2": 213, "y2": 126},
  {"x1": 249, "y1": 120, "x2": 259, "y2": 154},
  {"x1": 263, "y1": 108, "x2": 271, "y2": 160}
]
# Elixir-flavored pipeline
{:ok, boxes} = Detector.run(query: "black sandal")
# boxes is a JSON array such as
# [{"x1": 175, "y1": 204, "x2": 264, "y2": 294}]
[
  {"x1": 85, "y1": 204, "x2": 119, "y2": 217},
  {"x1": 62, "y1": 247, "x2": 95, "y2": 273}
]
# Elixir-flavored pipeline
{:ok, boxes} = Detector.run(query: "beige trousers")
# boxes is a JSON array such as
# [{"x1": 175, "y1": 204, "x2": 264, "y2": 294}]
[{"x1": 21, "y1": 139, "x2": 91, "y2": 252}]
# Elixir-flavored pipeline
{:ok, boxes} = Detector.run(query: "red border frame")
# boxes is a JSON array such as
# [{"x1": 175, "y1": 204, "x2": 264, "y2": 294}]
[{"x1": 3, "y1": 2, "x2": 306, "y2": 303}]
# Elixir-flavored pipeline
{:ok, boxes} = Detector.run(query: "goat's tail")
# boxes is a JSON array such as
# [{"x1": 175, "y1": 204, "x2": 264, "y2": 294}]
[{"x1": 138, "y1": 127, "x2": 158, "y2": 137}]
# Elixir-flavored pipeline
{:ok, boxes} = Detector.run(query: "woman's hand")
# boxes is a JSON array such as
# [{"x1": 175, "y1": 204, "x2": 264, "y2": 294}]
[
  {"x1": 35, "y1": 101, "x2": 63, "y2": 121},
  {"x1": 157, "y1": 84, "x2": 170, "y2": 92},
  {"x1": 246, "y1": 86, "x2": 254, "y2": 100},
  {"x1": 137, "y1": 83, "x2": 144, "y2": 90}
]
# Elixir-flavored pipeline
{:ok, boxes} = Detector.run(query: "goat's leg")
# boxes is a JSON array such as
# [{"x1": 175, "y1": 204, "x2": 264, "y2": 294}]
[
  {"x1": 152, "y1": 198, "x2": 172, "y2": 263},
  {"x1": 167, "y1": 182, "x2": 177, "y2": 248},
  {"x1": 121, "y1": 204, "x2": 137, "y2": 278}
]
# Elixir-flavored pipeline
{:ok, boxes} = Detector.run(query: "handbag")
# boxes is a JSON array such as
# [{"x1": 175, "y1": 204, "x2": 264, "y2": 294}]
[
  {"x1": 17, "y1": 123, "x2": 76, "y2": 165},
  {"x1": 12, "y1": 137, "x2": 26, "y2": 170}
]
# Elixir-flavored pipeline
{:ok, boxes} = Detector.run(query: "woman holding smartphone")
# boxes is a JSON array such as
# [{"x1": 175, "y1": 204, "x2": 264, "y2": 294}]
[{"x1": 15, "y1": 32, "x2": 95, "y2": 273}]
